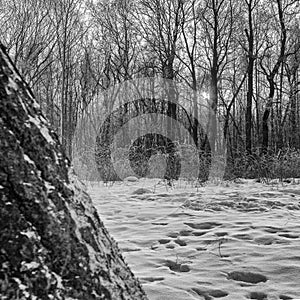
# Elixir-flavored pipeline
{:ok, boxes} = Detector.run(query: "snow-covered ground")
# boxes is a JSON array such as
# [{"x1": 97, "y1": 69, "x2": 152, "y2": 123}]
[{"x1": 88, "y1": 178, "x2": 300, "y2": 300}]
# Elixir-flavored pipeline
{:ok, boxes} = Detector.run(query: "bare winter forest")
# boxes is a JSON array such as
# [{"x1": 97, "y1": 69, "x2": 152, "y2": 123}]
[
  {"x1": 2, "y1": 1, "x2": 300, "y2": 300},
  {"x1": 1, "y1": 0, "x2": 300, "y2": 181}
]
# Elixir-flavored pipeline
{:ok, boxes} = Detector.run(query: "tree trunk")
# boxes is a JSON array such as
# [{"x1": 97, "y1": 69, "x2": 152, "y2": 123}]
[
  {"x1": 209, "y1": 67, "x2": 218, "y2": 154},
  {"x1": 245, "y1": 0, "x2": 254, "y2": 154},
  {"x1": 261, "y1": 0, "x2": 286, "y2": 153},
  {"x1": 0, "y1": 44, "x2": 147, "y2": 300},
  {"x1": 262, "y1": 81, "x2": 275, "y2": 153},
  {"x1": 209, "y1": 1, "x2": 220, "y2": 154}
]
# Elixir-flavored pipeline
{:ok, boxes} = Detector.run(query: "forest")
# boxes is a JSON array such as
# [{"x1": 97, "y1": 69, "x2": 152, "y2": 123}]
[
  {"x1": 1, "y1": 0, "x2": 300, "y2": 181},
  {"x1": 2, "y1": 1, "x2": 300, "y2": 299}
]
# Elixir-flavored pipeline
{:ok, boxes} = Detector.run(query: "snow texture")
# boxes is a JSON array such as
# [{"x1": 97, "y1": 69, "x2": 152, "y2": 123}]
[{"x1": 88, "y1": 178, "x2": 300, "y2": 300}]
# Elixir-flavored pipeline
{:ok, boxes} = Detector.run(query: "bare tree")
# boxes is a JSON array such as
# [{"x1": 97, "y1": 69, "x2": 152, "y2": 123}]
[
  {"x1": 244, "y1": 0, "x2": 260, "y2": 154},
  {"x1": 199, "y1": 0, "x2": 235, "y2": 152},
  {"x1": 259, "y1": 0, "x2": 298, "y2": 152},
  {"x1": 47, "y1": 0, "x2": 86, "y2": 157}
]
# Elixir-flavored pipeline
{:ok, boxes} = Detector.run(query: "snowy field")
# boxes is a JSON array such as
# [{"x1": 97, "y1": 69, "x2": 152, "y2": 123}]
[{"x1": 87, "y1": 178, "x2": 300, "y2": 300}]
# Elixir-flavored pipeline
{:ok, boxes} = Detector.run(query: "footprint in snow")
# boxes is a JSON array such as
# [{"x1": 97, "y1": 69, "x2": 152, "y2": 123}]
[
  {"x1": 278, "y1": 232, "x2": 299, "y2": 239},
  {"x1": 179, "y1": 229, "x2": 193, "y2": 236},
  {"x1": 140, "y1": 276, "x2": 164, "y2": 283},
  {"x1": 248, "y1": 291, "x2": 268, "y2": 300},
  {"x1": 254, "y1": 235, "x2": 278, "y2": 245},
  {"x1": 164, "y1": 260, "x2": 190, "y2": 272},
  {"x1": 174, "y1": 238, "x2": 187, "y2": 246},
  {"x1": 184, "y1": 222, "x2": 222, "y2": 230},
  {"x1": 192, "y1": 288, "x2": 228, "y2": 299},
  {"x1": 227, "y1": 271, "x2": 268, "y2": 284},
  {"x1": 192, "y1": 231, "x2": 208, "y2": 237},
  {"x1": 232, "y1": 233, "x2": 253, "y2": 240},
  {"x1": 158, "y1": 238, "x2": 170, "y2": 244},
  {"x1": 131, "y1": 188, "x2": 152, "y2": 195},
  {"x1": 167, "y1": 232, "x2": 179, "y2": 238}
]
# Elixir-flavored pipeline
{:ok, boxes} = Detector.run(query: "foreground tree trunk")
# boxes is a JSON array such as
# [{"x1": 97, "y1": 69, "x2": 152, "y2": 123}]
[{"x1": 0, "y1": 44, "x2": 147, "y2": 300}]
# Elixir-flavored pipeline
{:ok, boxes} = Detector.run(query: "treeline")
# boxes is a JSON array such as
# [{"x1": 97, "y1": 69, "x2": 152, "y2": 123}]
[{"x1": 1, "y1": 0, "x2": 300, "y2": 178}]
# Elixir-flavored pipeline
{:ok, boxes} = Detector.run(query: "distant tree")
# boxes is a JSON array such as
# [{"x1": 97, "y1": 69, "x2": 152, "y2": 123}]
[
  {"x1": 198, "y1": 0, "x2": 235, "y2": 152},
  {"x1": 244, "y1": 0, "x2": 260, "y2": 154},
  {"x1": 259, "y1": 0, "x2": 298, "y2": 152}
]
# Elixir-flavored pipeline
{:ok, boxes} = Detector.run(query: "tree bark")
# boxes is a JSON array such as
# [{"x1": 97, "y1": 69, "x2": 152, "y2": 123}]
[
  {"x1": 0, "y1": 44, "x2": 147, "y2": 300},
  {"x1": 245, "y1": 0, "x2": 255, "y2": 155}
]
